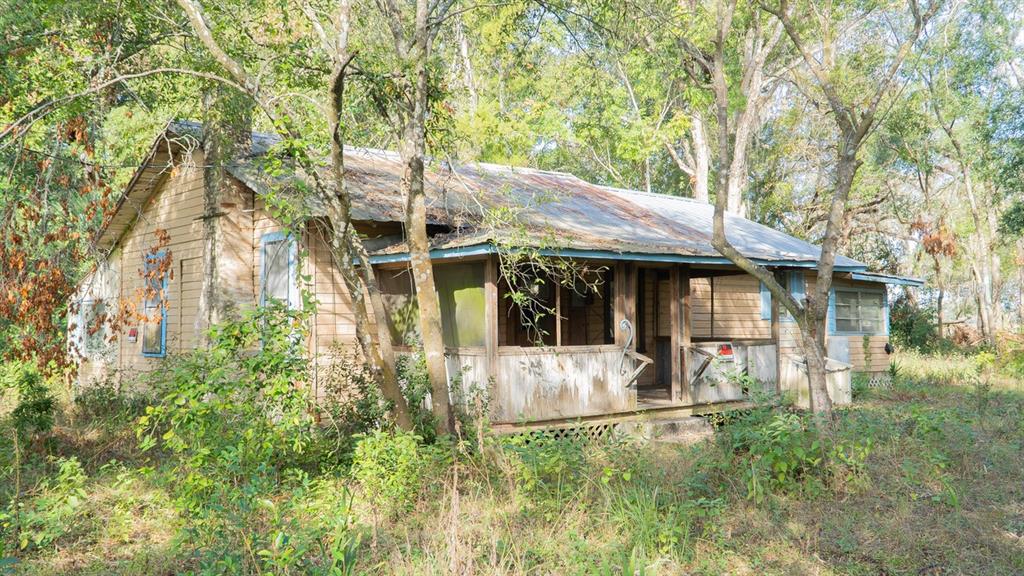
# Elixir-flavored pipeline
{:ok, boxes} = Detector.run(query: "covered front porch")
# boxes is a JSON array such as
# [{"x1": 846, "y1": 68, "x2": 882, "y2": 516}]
[{"x1": 376, "y1": 253, "x2": 792, "y2": 426}]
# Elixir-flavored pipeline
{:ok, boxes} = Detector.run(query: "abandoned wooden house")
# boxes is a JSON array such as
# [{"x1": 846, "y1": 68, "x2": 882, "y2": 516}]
[{"x1": 70, "y1": 121, "x2": 922, "y2": 427}]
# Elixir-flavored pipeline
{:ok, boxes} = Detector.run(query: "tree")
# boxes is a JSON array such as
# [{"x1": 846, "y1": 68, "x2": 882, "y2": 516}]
[
  {"x1": 365, "y1": 0, "x2": 458, "y2": 436},
  {"x1": 174, "y1": 0, "x2": 414, "y2": 429},
  {"x1": 676, "y1": 0, "x2": 939, "y2": 416}
]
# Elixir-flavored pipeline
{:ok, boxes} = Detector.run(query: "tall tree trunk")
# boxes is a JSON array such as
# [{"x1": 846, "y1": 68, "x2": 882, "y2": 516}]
[
  {"x1": 327, "y1": 54, "x2": 413, "y2": 430},
  {"x1": 1018, "y1": 241, "x2": 1024, "y2": 332},
  {"x1": 176, "y1": 0, "x2": 413, "y2": 428},
  {"x1": 930, "y1": 253, "x2": 944, "y2": 339},
  {"x1": 455, "y1": 15, "x2": 477, "y2": 114},
  {"x1": 691, "y1": 113, "x2": 710, "y2": 203},
  {"x1": 399, "y1": 0, "x2": 454, "y2": 436},
  {"x1": 962, "y1": 172, "x2": 998, "y2": 344}
]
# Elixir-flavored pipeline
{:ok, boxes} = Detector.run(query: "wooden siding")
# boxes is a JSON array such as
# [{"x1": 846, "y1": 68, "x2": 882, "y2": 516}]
[
  {"x1": 691, "y1": 274, "x2": 771, "y2": 339},
  {"x1": 114, "y1": 151, "x2": 207, "y2": 377},
  {"x1": 176, "y1": 257, "x2": 203, "y2": 352}
]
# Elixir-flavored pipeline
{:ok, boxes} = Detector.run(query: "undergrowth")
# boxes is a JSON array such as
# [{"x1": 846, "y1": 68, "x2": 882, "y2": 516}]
[{"x1": 1, "y1": 332, "x2": 1022, "y2": 575}]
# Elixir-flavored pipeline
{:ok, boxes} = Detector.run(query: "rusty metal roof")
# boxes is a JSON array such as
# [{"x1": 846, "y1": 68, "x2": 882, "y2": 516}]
[{"x1": 101, "y1": 122, "x2": 867, "y2": 270}]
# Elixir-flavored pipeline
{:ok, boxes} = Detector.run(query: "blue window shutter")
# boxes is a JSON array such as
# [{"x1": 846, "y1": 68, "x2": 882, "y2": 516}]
[
  {"x1": 828, "y1": 287, "x2": 837, "y2": 335},
  {"x1": 142, "y1": 252, "x2": 168, "y2": 358},
  {"x1": 759, "y1": 281, "x2": 771, "y2": 320}
]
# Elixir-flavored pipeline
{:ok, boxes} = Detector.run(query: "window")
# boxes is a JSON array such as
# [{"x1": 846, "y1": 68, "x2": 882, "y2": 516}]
[
  {"x1": 260, "y1": 232, "x2": 298, "y2": 308},
  {"x1": 82, "y1": 300, "x2": 107, "y2": 354},
  {"x1": 142, "y1": 254, "x2": 168, "y2": 357},
  {"x1": 769, "y1": 271, "x2": 805, "y2": 323},
  {"x1": 759, "y1": 281, "x2": 771, "y2": 320},
  {"x1": 832, "y1": 289, "x2": 886, "y2": 335},
  {"x1": 378, "y1": 262, "x2": 487, "y2": 348}
]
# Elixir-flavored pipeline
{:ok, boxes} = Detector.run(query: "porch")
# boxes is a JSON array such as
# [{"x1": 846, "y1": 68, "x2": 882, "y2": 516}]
[{"x1": 379, "y1": 255, "x2": 800, "y2": 426}]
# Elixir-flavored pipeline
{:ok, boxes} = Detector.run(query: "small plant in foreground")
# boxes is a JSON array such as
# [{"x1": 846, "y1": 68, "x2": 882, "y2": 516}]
[
  {"x1": 2, "y1": 457, "x2": 86, "y2": 551},
  {"x1": 722, "y1": 407, "x2": 872, "y2": 502},
  {"x1": 351, "y1": 429, "x2": 440, "y2": 520}
]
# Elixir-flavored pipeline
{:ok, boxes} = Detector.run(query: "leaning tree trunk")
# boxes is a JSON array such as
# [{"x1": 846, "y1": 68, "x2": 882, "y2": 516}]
[
  {"x1": 801, "y1": 324, "x2": 831, "y2": 413},
  {"x1": 327, "y1": 62, "x2": 413, "y2": 430},
  {"x1": 199, "y1": 85, "x2": 252, "y2": 343},
  {"x1": 402, "y1": 137, "x2": 453, "y2": 435},
  {"x1": 801, "y1": 304, "x2": 833, "y2": 415},
  {"x1": 401, "y1": 11, "x2": 454, "y2": 435}
]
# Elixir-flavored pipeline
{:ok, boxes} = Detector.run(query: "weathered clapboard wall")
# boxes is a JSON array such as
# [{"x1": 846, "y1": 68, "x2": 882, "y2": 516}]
[
  {"x1": 114, "y1": 151, "x2": 209, "y2": 378},
  {"x1": 476, "y1": 345, "x2": 633, "y2": 423},
  {"x1": 691, "y1": 274, "x2": 771, "y2": 340},
  {"x1": 779, "y1": 356, "x2": 853, "y2": 409}
]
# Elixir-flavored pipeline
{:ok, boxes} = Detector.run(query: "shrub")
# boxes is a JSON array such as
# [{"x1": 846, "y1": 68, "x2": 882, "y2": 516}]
[
  {"x1": 136, "y1": 301, "x2": 318, "y2": 571},
  {"x1": 721, "y1": 408, "x2": 872, "y2": 502},
  {"x1": 316, "y1": 353, "x2": 392, "y2": 466},
  {"x1": 500, "y1": 432, "x2": 589, "y2": 512},
  {"x1": 0, "y1": 362, "x2": 55, "y2": 439},
  {"x1": 71, "y1": 377, "x2": 150, "y2": 430},
  {"x1": 2, "y1": 457, "x2": 87, "y2": 551},
  {"x1": 351, "y1": 430, "x2": 441, "y2": 519},
  {"x1": 394, "y1": 351, "x2": 441, "y2": 441},
  {"x1": 889, "y1": 297, "x2": 938, "y2": 353}
]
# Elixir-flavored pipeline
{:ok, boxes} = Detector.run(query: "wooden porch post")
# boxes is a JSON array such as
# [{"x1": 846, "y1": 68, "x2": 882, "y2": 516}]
[
  {"x1": 485, "y1": 255, "x2": 499, "y2": 388},
  {"x1": 670, "y1": 266, "x2": 681, "y2": 402},
  {"x1": 680, "y1": 265, "x2": 692, "y2": 404},
  {"x1": 614, "y1": 261, "x2": 627, "y2": 346},
  {"x1": 554, "y1": 283, "x2": 562, "y2": 346}
]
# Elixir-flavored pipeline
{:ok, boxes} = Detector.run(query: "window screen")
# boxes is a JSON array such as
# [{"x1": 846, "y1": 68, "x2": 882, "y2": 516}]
[
  {"x1": 378, "y1": 263, "x2": 486, "y2": 348},
  {"x1": 261, "y1": 234, "x2": 297, "y2": 308},
  {"x1": 435, "y1": 263, "x2": 485, "y2": 347},
  {"x1": 83, "y1": 300, "x2": 106, "y2": 354},
  {"x1": 379, "y1": 268, "x2": 420, "y2": 346},
  {"x1": 834, "y1": 289, "x2": 884, "y2": 334}
]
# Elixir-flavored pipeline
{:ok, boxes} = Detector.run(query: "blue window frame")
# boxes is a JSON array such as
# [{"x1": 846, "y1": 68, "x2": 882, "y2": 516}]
[
  {"x1": 778, "y1": 271, "x2": 805, "y2": 323},
  {"x1": 142, "y1": 252, "x2": 168, "y2": 357},
  {"x1": 828, "y1": 286, "x2": 889, "y2": 336},
  {"x1": 759, "y1": 281, "x2": 771, "y2": 320},
  {"x1": 260, "y1": 232, "x2": 299, "y2": 308}
]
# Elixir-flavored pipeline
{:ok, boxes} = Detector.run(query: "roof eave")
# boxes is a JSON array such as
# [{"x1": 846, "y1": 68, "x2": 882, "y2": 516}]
[
  {"x1": 367, "y1": 242, "x2": 869, "y2": 271},
  {"x1": 848, "y1": 271, "x2": 924, "y2": 287}
]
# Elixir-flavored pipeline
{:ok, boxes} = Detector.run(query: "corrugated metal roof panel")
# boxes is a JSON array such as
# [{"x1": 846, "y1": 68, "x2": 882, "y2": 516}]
[{"x1": 100, "y1": 123, "x2": 869, "y2": 270}]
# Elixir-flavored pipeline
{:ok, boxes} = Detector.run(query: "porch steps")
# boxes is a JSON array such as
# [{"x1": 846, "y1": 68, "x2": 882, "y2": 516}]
[{"x1": 623, "y1": 416, "x2": 714, "y2": 445}]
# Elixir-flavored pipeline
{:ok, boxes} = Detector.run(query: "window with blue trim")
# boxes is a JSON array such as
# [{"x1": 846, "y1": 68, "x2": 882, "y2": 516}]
[
  {"x1": 142, "y1": 253, "x2": 168, "y2": 357},
  {"x1": 759, "y1": 281, "x2": 771, "y2": 320},
  {"x1": 260, "y1": 232, "x2": 298, "y2": 308},
  {"x1": 831, "y1": 288, "x2": 886, "y2": 335},
  {"x1": 777, "y1": 271, "x2": 805, "y2": 322}
]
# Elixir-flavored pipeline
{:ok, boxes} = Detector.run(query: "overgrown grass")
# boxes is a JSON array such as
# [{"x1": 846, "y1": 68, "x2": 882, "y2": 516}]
[{"x1": 3, "y1": 350, "x2": 1023, "y2": 575}]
